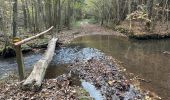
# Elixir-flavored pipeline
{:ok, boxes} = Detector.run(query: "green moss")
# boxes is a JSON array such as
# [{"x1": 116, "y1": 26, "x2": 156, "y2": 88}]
[
  {"x1": 79, "y1": 96, "x2": 93, "y2": 100},
  {"x1": 76, "y1": 88, "x2": 93, "y2": 100},
  {"x1": 79, "y1": 88, "x2": 89, "y2": 96}
]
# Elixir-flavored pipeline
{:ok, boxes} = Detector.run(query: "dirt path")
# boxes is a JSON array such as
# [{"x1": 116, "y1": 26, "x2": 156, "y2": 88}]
[{"x1": 57, "y1": 22, "x2": 126, "y2": 44}]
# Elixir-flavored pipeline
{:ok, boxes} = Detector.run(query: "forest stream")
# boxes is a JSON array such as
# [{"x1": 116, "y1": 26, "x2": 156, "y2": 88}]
[
  {"x1": 1, "y1": 0, "x2": 170, "y2": 99},
  {"x1": 0, "y1": 35, "x2": 170, "y2": 99},
  {"x1": 70, "y1": 35, "x2": 170, "y2": 100}
]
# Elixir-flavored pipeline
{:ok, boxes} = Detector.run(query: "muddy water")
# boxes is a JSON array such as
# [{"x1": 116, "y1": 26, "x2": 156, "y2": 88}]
[{"x1": 71, "y1": 35, "x2": 170, "y2": 100}]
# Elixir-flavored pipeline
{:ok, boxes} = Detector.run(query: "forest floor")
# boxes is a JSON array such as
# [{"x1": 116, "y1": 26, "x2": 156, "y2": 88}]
[
  {"x1": 115, "y1": 21, "x2": 170, "y2": 40},
  {"x1": 0, "y1": 21, "x2": 162, "y2": 99}
]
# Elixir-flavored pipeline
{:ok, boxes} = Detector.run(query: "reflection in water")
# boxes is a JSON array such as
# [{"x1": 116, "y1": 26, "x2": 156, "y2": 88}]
[
  {"x1": 45, "y1": 64, "x2": 70, "y2": 79},
  {"x1": 71, "y1": 35, "x2": 170, "y2": 100}
]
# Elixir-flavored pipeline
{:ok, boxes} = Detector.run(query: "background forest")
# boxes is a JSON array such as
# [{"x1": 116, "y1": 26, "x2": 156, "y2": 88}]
[
  {"x1": 0, "y1": 0, "x2": 170, "y2": 99},
  {"x1": 0, "y1": 0, "x2": 170, "y2": 47}
]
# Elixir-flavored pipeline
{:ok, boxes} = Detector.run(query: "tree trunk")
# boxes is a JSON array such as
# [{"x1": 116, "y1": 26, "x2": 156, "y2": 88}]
[
  {"x1": 13, "y1": 0, "x2": 18, "y2": 37},
  {"x1": 34, "y1": 0, "x2": 39, "y2": 32},
  {"x1": 147, "y1": 0, "x2": 153, "y2": 19},
  {"x1": 116, "y1": 0, "x2": 120, "y2": 22},
  {"x1": 67, "y1": 0, "x2": 71, "y2": 29},
  {"x1": 57, "y1": 0, "x2": 61, "y2": 32},
  {"x1": 23, "y1": 38, "x2": 58, "y2": 91},
  {"x1": 32, "y1": 2, "x2": 35, "y2": 33},
  {"x1": 25, "y1": 0, "x2": 31, "y2": 31},
  {"x1": 21, "y1": 0, "x2": 27, "y2": 30}
]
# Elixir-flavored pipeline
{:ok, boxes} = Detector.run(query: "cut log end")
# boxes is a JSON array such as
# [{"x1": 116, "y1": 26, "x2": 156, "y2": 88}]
[{"x1": 22, "y1": 38, "x2": 58, "y2": 91}]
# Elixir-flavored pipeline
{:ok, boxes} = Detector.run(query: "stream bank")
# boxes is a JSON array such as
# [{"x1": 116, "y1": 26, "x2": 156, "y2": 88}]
[{"x1": 115, "y1": 21, "x2": 170, "y2": 40}]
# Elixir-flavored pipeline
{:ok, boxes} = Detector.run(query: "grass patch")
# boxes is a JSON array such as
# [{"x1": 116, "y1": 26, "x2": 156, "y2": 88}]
[{"x1": 87, "y1": 18, "x2": 98, "y2": 24}]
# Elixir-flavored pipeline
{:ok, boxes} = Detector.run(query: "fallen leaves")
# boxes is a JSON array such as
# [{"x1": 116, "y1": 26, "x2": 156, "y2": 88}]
[
  {"x1": 0, "y1": 74, "x2": 91, "y2": 100},
  {"x1": 69, "y1": 56, "x2": 147, "y2": 100}
]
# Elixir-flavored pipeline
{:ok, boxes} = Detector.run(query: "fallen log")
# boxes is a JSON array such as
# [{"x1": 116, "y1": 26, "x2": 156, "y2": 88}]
[{"x1": 23, "y1": 38, "x2": 58, "y2": 91}]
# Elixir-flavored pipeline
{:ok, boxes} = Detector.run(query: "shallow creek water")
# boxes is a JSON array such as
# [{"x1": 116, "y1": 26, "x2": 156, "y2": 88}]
[
  {"x1": 0, "y1": 53, "x2": 42, "y2": 79},
  {"x1": 70, "y1": 35, "x2": 170, "y2": 100}
]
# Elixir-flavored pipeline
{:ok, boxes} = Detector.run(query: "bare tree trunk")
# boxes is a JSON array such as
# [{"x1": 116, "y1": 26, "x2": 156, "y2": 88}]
[
  {"x1": 25, "y1": 0, "x2": 31, "y2": 31},
  {"x1": 13, "y1": 0, "x2": 18, "y2": 37},
  {"x1": 116, "y1": 0, "x2": 120, "y2": 22},
  {"x1": 146, "y1": 0, "x2": 153, "y2": 31},
  {"x1": 67, "y1": 0, "x2": 71, "y2": 29},
  {"x1": 31, "y1": 2, "x2": 36, "y2": 33},
  {"x1": 21, "y1": 0, "x2": 27, "y2": 30},
  {"x1": 147, "y1": 0, "x2": 153, "y2": 19},
  {"x1": 34, "y1": 0, "x2": 40, "y2": 32},
  {"x1": 57, "y1": 0, "x2": 61, "y2": 32},
  {"x1": 128, "y1": 0, "x2": 132, "y2": 30}
]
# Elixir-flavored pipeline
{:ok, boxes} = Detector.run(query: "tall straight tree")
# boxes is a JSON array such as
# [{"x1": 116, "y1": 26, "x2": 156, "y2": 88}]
[
  {"x1": 21, "y1": 0, "x2": 27, "y2": 30},
  {"x1": 13, "y1": 0, "x2": 18, "y2": 37},
  {"x1": 25, "y1": 0, "x2": 31, "y2": 31},
  {"x1": 67, "y1": 0, "x2": 71, "y2": 29},
  {"x1": 147, "y1": 0, "x2": 154, "y2": 19},
  {"x1": 57, "y1": 0, "x2": 61, "y2": 32}
]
